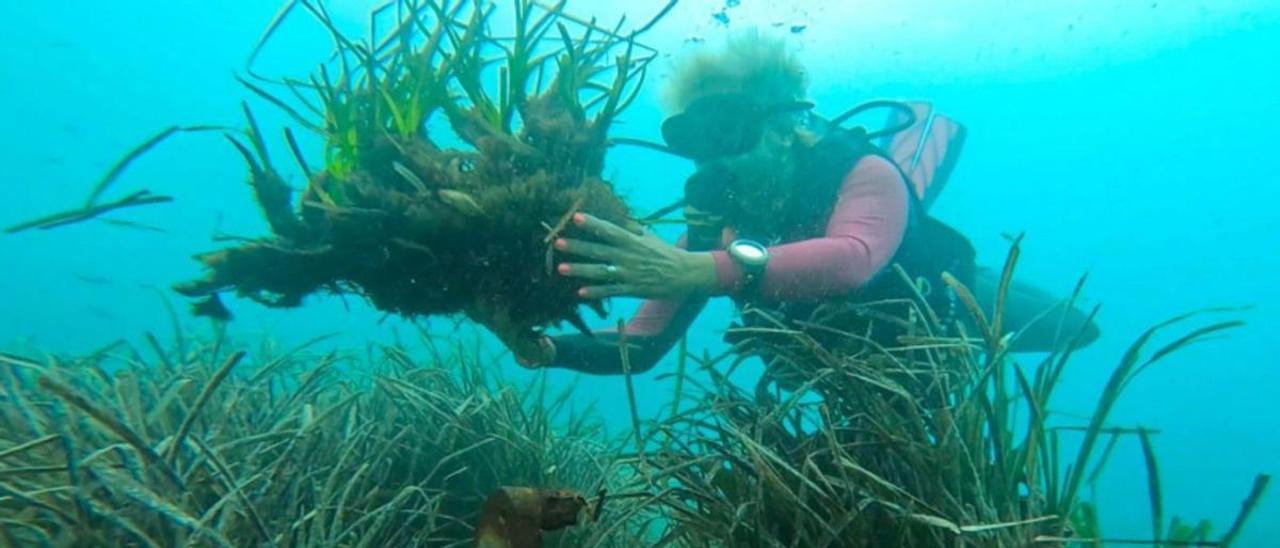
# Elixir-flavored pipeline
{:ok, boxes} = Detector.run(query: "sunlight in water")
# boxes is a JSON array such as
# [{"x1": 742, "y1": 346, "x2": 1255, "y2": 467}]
[{"x1": 324, "y1": 0, "x2": 1277, "y2": 80}]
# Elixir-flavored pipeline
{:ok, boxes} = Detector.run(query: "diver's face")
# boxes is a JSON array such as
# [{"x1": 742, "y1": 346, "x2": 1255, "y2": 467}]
[{"x1": 707, "y1": 124, "x2": 798, "y2": 196}]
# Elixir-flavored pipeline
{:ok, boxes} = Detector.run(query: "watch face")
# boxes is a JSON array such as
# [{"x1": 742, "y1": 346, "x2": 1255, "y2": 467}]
[{"x1": 729, "y1": 240, "x2": 769, "y2": 267}]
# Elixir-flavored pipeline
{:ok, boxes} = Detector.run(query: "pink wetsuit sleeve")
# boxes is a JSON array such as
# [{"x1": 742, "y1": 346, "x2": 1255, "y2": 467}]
[{"x1": 710, "y1": 155, "x2": 909, "y2": 301}]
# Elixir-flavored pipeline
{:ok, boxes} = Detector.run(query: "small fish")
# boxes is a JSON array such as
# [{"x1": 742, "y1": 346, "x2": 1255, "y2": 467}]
[
  {"x1": 191, "y1": 294, "x2": 233, "y2": 322},
  {"x1": 73, "y1": 273, "x2": 112, "y2": 286},
  {"x1": 712, "y1": 9, "x2": 729, "y2": 25},
  {"x1": 790, "y1": 24, "x2": 807, "y2": 34},
  {"x1": 397, "y1": 160, "x2": 483, "y2": 217},
  {"x1": 392, "y1": 161, "x2": 429, "y2": 193},
  {"x1": 100, "y1": 218, "x2": 169, "y2": 233},
  {"x1": 438, "y1": 189, "x2": 486, "y2": 217}
]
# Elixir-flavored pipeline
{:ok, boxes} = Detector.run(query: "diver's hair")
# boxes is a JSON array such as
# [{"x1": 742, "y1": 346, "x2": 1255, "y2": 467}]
[{"x1": 663, "y1": 29, "x2": 808, "y2": 114}]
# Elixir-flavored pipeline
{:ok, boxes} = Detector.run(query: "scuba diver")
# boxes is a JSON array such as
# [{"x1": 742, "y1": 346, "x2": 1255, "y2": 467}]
[{"x1": 517, "y1": 32, "x2": 1099, "y2": 375}]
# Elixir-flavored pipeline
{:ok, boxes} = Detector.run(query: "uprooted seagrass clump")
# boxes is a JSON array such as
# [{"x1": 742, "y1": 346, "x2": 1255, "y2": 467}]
[{"x1": 174, "y1": 0, "x2": 667, "y2": 351}]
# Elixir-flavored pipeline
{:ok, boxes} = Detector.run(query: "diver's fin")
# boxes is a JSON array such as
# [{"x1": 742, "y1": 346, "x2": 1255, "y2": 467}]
[{"x1": 878, "y1": 102, "x2": 967, "y2": 211}]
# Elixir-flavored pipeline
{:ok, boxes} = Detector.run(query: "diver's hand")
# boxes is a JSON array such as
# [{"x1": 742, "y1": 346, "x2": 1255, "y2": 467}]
[
  {"x1": 555, "y1": 213, "x2": 718, "y2": 300},
  {"x1": 514, "y1": 336, "x2": 556, "y2": 369},
  {"x1": 470, "y1": 296, "x2": 555, "y2": 368}
]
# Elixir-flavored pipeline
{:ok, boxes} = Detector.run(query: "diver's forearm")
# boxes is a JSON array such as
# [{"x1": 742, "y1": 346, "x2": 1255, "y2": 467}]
[
  {"x1": 548, "y1": 333, "x2": 669, "y2": 375},
  {"x1": 710, "y1": 155, "x2": 909, "y2": 301},
  {"x1": 548, "y1": 293, "x2": 708, "y2": 375}
]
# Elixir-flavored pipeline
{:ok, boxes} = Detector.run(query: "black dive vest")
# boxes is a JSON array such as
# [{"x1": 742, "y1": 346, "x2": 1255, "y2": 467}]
[{"x1": 695, "y1": 127, "x2": 977, "y2": 348}]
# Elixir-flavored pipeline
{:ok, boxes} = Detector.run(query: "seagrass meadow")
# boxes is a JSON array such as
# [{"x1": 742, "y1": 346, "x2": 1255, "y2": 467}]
[
  {"x1": 1, "y1": 0, "x2": 1276, "y2": 547},
  {"x1": 0, "y1": 242, "x2": 1270, "y2": 546}
]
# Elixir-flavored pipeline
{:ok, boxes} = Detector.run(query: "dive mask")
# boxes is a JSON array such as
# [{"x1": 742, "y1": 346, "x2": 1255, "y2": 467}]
[{"x1": 661, "y1": 92, "x2": 815, "y2": 162}]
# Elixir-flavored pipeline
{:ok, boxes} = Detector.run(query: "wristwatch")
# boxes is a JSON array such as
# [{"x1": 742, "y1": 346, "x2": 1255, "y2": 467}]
[{"x1": 727, "y1": 239, "x2": 769, "y2": 296}]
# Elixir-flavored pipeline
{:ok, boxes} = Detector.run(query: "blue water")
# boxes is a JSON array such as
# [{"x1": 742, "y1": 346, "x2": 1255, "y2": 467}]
[{"x1": 2, "y1": 0, "x2": 1277, "y2": 544}]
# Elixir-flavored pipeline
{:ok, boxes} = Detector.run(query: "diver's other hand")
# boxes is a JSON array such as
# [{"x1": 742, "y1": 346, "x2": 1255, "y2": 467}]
[
  {"x1": 555, "y1": 213, "x2": 717, "y2": 300},
  {"x1": 514, "y1": 336, "x2": 556, "y2": 369},
  {"x1": 469, "y1": 295, "x2": 555, "y2": 367}
]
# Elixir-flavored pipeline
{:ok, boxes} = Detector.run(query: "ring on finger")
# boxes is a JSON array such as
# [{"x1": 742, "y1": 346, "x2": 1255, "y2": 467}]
[{"x1": 603, "y1": 264, "x2": 620, "y2": 279}]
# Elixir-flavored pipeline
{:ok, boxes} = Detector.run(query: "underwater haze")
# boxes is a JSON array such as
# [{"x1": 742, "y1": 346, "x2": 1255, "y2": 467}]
[{"x1": 2, "y1": 0, "x2": 1278, "y2": 545}]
